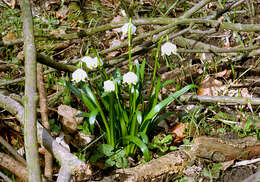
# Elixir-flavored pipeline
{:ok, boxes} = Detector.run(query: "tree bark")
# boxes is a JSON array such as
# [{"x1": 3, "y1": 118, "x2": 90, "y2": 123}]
[{"x1": 19, "y1": 0, "x2": 42, "y2": 181}]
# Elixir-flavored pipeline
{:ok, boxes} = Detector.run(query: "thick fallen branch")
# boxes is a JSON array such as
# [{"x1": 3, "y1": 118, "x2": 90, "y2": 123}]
[
  {"x1": 0, "y1": 69, "x2": 55, "y2": 87},
  {"x1": 0, "y1": 135, "x2": 26, "y2": 166},
  {"x1": 37, "y1": 53, "x2": 77, "y2": 72},
  {"x1": 0, "y1": 152, "x2": 28, "y2": 181},
  {"x1": 0, "y1": 170, "x2": 12, "y2": 182},
  {"x1": 102, "y1": 136, "x2": 260, "y2": 182},
  {"x1": 0, "y1": 93, "x2": 92, "y2": 181},
  {"x1": 180, "y1": 94, "x2": 260, "y2": 105}
]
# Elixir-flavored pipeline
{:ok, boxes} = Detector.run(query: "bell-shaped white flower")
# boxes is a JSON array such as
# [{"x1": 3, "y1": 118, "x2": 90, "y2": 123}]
[
  {"x1": 161, "y1": 42, "x2": 177, "y2": 56},
  {"x1": 104, "y1": 80, "x2": 115, "y2": 92},
  {"x1": 93, "y1": 57, "x2": 103, "y2": 66},
  {"x1": 123, "y1": 72, "x2": 138, "y2": 85},
  {"x1": 81, "y1": 56, "x2": 92, "y2": 64},
  {"x1": 81, "y1": 56, "x2": 99, "y2": 69},
  {"x1": 121, "y1": 22, "x2": 136, "y2": 37},
  {"x1": 72, "y1": 69, "x2": 88, "y2": 83}
]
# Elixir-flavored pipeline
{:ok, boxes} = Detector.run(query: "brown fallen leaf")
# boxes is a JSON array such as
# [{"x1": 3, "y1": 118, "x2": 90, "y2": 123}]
[
  {"x1": 197, "y1": 76, "x2": 225, "y2": 96},
  {"x1": 215, "y1": 70, "x2": 232, "y2": 79},
  {"x1": 57, "y1": 105, "x2": 84, "y2": 133},
  {"x1": 2, "y1": 33, "x2": 17, "y2": 41},
  {"x1": 11, "y1": 0, "x2": 16, "y2": 9},
  {"x1": 170, "y1": 122, "x2": 185, "y2": 145}
]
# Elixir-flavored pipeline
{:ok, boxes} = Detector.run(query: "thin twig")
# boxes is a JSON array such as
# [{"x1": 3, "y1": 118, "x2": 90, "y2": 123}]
[{"x1": 37, "y1": 64, "x2": 53, "y2": 180}]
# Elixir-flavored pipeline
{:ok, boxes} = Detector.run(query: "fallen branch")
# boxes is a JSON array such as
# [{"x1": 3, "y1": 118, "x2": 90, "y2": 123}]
[
  {"x1": 37, "y1": 53, "x2": 77, "y2": 72},
  {"x1": 102, "y1": 136, "x2": 260, "y2": 182},
  {"x1": 0, "y1": 93, "x2": 92, "y2": 181},
  {"x1": 180, "y1": 94, "x2": 260, "y2": 105},
  {"x1": 0, "y1": 135, "x2": 26, "y2": 166},
  {"x1": 0, "y1": 170, "x2": 12, "y2": 182},
  {"x1": 0, "y1": 152, "x2": 28, "y2": 181}
]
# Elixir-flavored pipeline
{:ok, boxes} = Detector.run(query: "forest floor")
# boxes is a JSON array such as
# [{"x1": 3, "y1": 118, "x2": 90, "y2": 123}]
[{"x1": 0, "y1": 0, "x2": 260, "y2": 181}]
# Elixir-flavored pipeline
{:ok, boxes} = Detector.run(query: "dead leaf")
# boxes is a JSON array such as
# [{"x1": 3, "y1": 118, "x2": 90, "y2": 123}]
[
  {"x1": 197, "y1": 76, "x2": 225, "y2": 96},
  {"x1": 170, "y1": 122, "x2": 185, "y2": 145},
  {"x1": 57, "y1": 105, "x2": 84, "y2": 133},
  {"x1": 11, "y1": 0, "x2": 15, "y2": 9},
  {"x1": 17, "y1": 51, "x2": 24, "y2": 60},
  {"x1": 2, "y1": 33, "x2": 17, "y2": 41},
  {"x1": 215, "y1": 70, "x2": 231, "y2": 79},
  {"x1": 71, "y1": 132, "x2": 95, "y2": 148}
]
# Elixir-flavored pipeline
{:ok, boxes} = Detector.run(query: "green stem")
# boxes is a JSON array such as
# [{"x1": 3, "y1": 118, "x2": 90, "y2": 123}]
[{"x1": 128, "y1": 19, "x2": 132, "y2": 71}]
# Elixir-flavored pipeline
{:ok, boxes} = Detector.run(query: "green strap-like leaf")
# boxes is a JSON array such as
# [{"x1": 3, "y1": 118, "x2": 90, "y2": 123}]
[
  {"x1": 82, "y1": 84, "x2": 98, "y2": 106},
  {"x1": 89, "y1": 109, "x2": 99, "y2": 132},
  {"x1": 136, "y1": 110, "x2": 142, "y2": 124},
  {"x1": 141, "y1": 84, "x2": 197, "y2": 132},
  {"x1": 123, "y1": 135, "x2": 150, "y2": 161},
  {"x1": 149, "y1": 112, "x2": 175, "y2": 132},
  {"x1": 65, "y1": 81, "x2": 96, "y2": 111},
  {"x1": 138, "y1": 132, "x2": 149, "y2": 144}
]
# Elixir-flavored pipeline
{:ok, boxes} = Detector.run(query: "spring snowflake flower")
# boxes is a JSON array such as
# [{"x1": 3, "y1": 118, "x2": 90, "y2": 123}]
[
  {"x1": 81, "y1": 56, "x2": 92, "y2": 64},
  {"x1": 123, "y1": 72, "x2": 138, "y2": 85},
  {"x1": 121, "y1": 22, "x2": 136, "y2": 37},
  {"x1": 81, "y1": 56, "x2": 102, "y2": 69},
  {"x1": 72, "y1": 69, "x2": 88, "y2": 83},
  {"x1": 161, "y1": 42, "x2": 177, "y2": 56},
  {"x1": 93, "y1": 57, "x2": 103, "y2": 66},
  {"x1": 104, "y1": 80, "x2": 115, "y2": 92}
]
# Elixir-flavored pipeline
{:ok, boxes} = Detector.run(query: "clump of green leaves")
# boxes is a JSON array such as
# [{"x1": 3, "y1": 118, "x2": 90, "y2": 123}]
[
  {"x1": 90, "y1": 144, "x2": 128, "y2": 168},
  {"x1": 148, "y1": 134, "x2": 177, "y2": 157}
]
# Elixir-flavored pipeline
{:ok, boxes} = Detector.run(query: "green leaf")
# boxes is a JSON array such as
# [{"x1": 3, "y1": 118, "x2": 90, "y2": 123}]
[
  {"x1": 161, "y1": 135, "x2": 172, "y2": 144},
  {"x1": 138, "y1": 132, "x2": 149, "y2": 144},
  {"x1": 64, "y1": 81, "x2": 96, "y2": 111},
  {"x1": 76, "y1": 112, "x2": 89, "y2": 118},
  {"x1": 123, "y1": 135, "x2": 150, "y2": 161},
  {"x1": 89, "y1": 152, "x2": 104, "y2": 163},
  {"x1": 141, "y1": 84, "x2": 197, "y2": 133},
  {"x1": 98, "y1": 144, "x2": 114, "y2": 157},
  {"x1": 136, "y1": 110, "x2": 142, "y2": 124},
  {"x1": 105, "y1": 158, "x2": 115, "y2": 167},
  {"x1": 140, "y1": 59, "x2": 146, "y2": 82},
  {"x1": 82, "y1": 84, "x2": 98, "y2": 106},
  {"x1": 150, "y1": 112, "x2": 175, "y2": 132},
  {"x1": 160, "y1": 79, "x2": 175, "y2": 89},
  {"x1": 89, "y1": 109, "x2": 99, "y2": 132},
  {"x1": 151, "y1": 78, "x2": 161, "y2": 108},
  {"x1": 115, "y1": 156, "x2": 128, "y2": 168}
]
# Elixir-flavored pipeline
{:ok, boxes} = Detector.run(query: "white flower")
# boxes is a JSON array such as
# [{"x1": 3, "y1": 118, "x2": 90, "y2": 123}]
[
  {"x1": 161, "y1": 42, "x2": 177, "y2": 56},
  {"x1": 121, "y1": 23, "x2": 136, "y2": 37},
  {"x1": 93, "y1": 57, "x2": 103, "y2": 66},
  {"x1": 81, "y1": 56, "x2": 101, "y2": 69},
  {"x1": 81, "y1": 56, "x2": 93, "y2": 64},
  {"x1": 72, "y1": 69, "x2": 88, "y2": 83},
  {"x1": 104, "y1": 80, "x2": 115, "y2": 92},
  {"x1": 123, "y1": 72, "x2": 138, "y2": 85}
]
